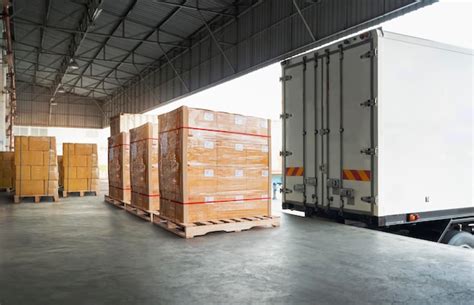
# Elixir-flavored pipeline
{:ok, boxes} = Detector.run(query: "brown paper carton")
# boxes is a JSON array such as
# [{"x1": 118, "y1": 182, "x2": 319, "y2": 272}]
[
  {"x1": 110, "y1": 113, "x2": 159, "y2": 136},
  {"x1": 0, "y1": 152, "x2": 15, "y2": 189},
  {"x1": 14, "y1": 136, "x2": 59, "y2": 199},
  {"x1": 130, "y1": 123, "x2": 159, "y2": 211},
  {"x1": 159, "y1": 106, "x2": 271, "y2": 223},
  {"x1": 62, "y1": 143, "x2": 99, "y2": 193},
  {"x1": 108, "y1": 132, "x2": 131, "y2": 203}
]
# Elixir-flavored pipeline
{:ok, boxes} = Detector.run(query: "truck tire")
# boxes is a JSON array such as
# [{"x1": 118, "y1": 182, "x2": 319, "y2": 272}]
[{"x1": 441, "y1": 230, "x2": 474, "y2": 249}]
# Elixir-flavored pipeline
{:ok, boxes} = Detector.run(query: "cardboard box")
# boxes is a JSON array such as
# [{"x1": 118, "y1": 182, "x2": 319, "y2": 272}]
[
  {"x1": 62, "y1": 143, "x2": 99, "y2": 193},
  {"x1": 14, "y1": 136, "x2": 59, "y2": 199},
  {"x1": 110, "y1": 113, "x2": 158, "y2": 136},
  {"x1": 108, "y1": 132, "x2": 131, "y2": 203},
  {"x1": 159, "y1": 107, "x2": 271, "y2": 223},
  {"x1": 15, "y1": 180, "x2": 44, "y2": 196},
  {"x1": 0, "y1": 152, "x2": 15, "y2": 189},
  {"x1": 130, "y1": 123, "x2": 159, "y2": 211}
]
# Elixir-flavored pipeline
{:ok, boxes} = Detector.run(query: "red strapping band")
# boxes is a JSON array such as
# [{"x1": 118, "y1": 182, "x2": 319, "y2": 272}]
[
  {"x1": 160, "y1": 126, "x2": 269, "y2": 138},
  {"x1": 131, "y1": 190, "x2": 160, "y2": 197},
  {"x1": 162, "y1": 197, "x2": 271, "y2": 205}
]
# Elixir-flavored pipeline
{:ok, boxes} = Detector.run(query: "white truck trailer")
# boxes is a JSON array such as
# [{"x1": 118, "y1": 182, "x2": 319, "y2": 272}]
[{"x1": 281, "y1": 29, "x2": 474, "y2": 247}]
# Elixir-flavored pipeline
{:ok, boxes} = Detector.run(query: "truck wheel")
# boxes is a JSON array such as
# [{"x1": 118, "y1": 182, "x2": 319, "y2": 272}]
[{"x1": 441, "y1": 230, "x2": 474, "y2": 249}]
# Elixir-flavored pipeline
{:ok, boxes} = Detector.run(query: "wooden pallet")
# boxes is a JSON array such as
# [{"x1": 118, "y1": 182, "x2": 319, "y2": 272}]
[
  {"x1": 61, "y1": 190, "x2": 97, "y2": 198},
  {"x1": 104, "y1": 195, "x2": 127, "y2": 209},
  {"x1": 124, "y1": 203, "x2": 156, "y2": 222},
  {"x1": 14, "y1": 194, "x2": 59, "y2": 204},
  {"x1": 153, "y1": 214, "x2": 280, "y2": 238}
]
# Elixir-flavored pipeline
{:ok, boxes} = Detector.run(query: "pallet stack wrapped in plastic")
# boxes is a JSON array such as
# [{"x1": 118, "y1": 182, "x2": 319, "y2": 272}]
[
  {"x1": 159, "y1": 106, "x2": 271, "y2": 224},
  {"x1": 130, "y1": 123, "x2": 159, "y2": 212},
  {"x1": 62, "y1": 143, "x2": 99, "y2": 195},
  {"x1": 0, "y1": 152, "x2": 15, "y2": 191},
  {"x1": 110, "y1": 113, "x2": 158, "y2": 136},
  {"x1": 108, "y1": 132, "x2": 131, "y2": 203},
  {"x1": 14, "y1": 136, "x2": 59, "y2": 202}
]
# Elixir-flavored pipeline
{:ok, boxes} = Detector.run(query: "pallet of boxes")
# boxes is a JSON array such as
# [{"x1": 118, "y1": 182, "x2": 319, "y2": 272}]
[
  {"x1": 14, "y1": 136, "x2": 59, "y2": 203},
  {"x1": 126, "y1": 122, "x2": 160, "y2": 221},
  {"x1": 154, "y1": 106, "x2": 280, "y2": 238},
  {"x1": 105, "y1": 113, "x2": 157, "y2": 210},
  {"x1": 61, "y1": 143, "x2": 99, "y2": 197},
  {"x1": 0, "y1": 151, "x2": 15, "y2": 192}
]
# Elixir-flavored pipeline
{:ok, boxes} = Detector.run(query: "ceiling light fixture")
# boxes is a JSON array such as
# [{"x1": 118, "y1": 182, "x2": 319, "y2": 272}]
[
  {"x1": 69, "y1": 58, "x2": 79, "y2": 70},
  {"x1": 57, "y1": 84, "x2": 65, "y2": 94}
]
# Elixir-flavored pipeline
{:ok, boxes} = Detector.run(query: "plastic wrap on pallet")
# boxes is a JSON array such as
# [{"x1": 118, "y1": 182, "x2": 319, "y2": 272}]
[
  {"x1": 159, "y1": 106, "x2": 271, "y2": 224},
  {"x1": 110, "y1": 113, "x2": 159, "y2": 136},
  {"x1": 0, "y1": 152, "x2": 15, "y2": 189},
  {"x1": 108, "y1": 132, "x2": 131, "y2": 203},
  {"x1": 14, "y1": 136, "x2": 59, "y2": 196},
  {"x1": 130, "y1": 123, "x2": 159, "y2": 211},
  {"x1": 62, "y1": 143, "x2": 99, "y2": 193}
]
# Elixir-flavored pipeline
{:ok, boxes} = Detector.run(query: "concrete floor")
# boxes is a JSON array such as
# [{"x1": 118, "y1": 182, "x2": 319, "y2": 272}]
[{"x1": 0, "y1": 191, "x2": 473, "y2": 305}]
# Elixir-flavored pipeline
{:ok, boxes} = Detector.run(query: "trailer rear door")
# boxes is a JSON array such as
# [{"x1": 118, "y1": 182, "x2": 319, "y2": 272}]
[{"x1": 282, "y1": 34, "x2": 377, "y2": 215}]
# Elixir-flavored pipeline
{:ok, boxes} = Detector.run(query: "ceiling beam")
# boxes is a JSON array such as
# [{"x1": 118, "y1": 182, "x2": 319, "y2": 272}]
[
  {"x1": 51, "y1": 0, "x2": 102, "y2": 94},
  {"x1": 86, "y1": 0, "x2": 187, "y2": 97},
  {"x1": 67, "y1": 0, "x2": 140, "y2": 94},
  {"x1": 35, "y1": 0, "x2": 52, "y2": 85},
  {"x1": 14, "y1": 18, "x2": 190, "y2": 49},
  {"x1": 154, "y1": 1, "x2": 236, "y2": 18}
]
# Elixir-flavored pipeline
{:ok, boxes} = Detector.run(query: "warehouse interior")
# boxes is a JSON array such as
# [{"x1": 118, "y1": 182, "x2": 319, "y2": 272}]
[{"x1": 1, "y1": 0, "x2": 473, "y2": 304}]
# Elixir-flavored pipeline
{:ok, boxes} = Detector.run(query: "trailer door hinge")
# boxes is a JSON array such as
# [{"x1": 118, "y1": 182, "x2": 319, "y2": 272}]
[
  {"x1": 319, "y1": 128, "x2": 330, "y2": 135},
  {"x1": 360, "y1": 98, "x2": 377, "y2": 107},
  {"x1": 361, "y1": 196, "x2": 376, "y2": 204},
  {"x1": 280, "y1": 113, "x2": 292, "y2": 119},
  {"x1": 360, "y1": 147, "x2": 377, "y2": 156},
  {"x1": 280, "y1": 188, "x2": 292, "y2": 194},
  {"x1": 280, "y1": 75, "x2": 292, "y2": 82},
  {"x1": 360, "y1": 49, "x2": 377, "y2": 59},
  {"x1": 280, "y1": 150, "x2": 292, "y2": 157}
]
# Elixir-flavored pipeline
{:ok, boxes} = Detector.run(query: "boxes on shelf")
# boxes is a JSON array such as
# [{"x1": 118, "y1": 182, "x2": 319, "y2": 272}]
[
  {"x1": 0, "y1": 152, "x2": 15, "y2": 190},
  {"x1": 108, "y1": 132, "x2": 131, "y2": 203},
  {"x1": 130, "y1": 123, "x2": 159, "y2": 211},
  {"x1": 14, "y1": 136, "x2": 59, "y2": 197},
  {"x1": 110, "y1": 113, "x2": 158, "y2": 136},
  {"x1": 62, "y1": 143, "x2": 99, "y2": 193},
  {"x1": 159, "y1": 106, "x2": 271, "y2": 223}
]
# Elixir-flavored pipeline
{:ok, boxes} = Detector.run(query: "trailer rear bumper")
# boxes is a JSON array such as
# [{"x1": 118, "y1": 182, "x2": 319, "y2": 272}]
[{"x1": 282, "y1": 201, "x2": 474, "y2": 227}]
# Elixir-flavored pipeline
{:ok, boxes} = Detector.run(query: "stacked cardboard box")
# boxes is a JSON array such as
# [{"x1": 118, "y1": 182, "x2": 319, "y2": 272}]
[
  {"x1": 58, "y1": 155, "x2": 63, "y2": 187},
  {"x1": 62, "y1": 143, "x2": 99, "y2": 194},
  {"x1": 159, "y1": 106, "x2": 271, "y2": 223},
  {"x1": 130, "y1": 123, "x2": 159, "y2": 211},
  {"x1": 0, "y1": 152, "x2": 15, "y2": 190},
  {"x1": 108, "y1": 132, "x2": 131, "y2": 203},
  {"x1": 110, "y1": 113, "x2": 158, "y2": 136},
  {"x1": 14, "y1": 136, "x2": 59, "y2": 199}
]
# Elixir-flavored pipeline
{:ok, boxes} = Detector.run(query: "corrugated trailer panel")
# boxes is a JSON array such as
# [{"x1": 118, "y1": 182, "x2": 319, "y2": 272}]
[{"x1": 282, "y1": 29, "x2": 473, "y2": 225}]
